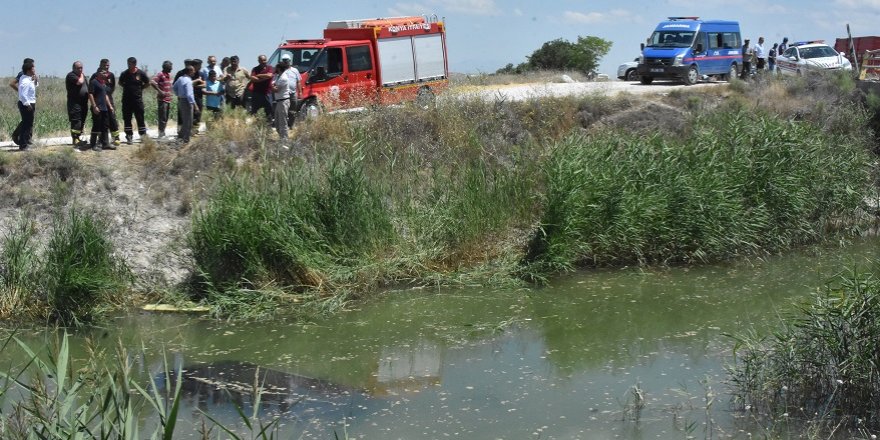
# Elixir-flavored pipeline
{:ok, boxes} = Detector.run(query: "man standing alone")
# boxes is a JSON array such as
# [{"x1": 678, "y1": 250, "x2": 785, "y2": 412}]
[
  {"x1": 119, "y1": 57, "x2": 150, "y2": 144},
  {"x1": 173, "y1": 65, "x2": 196, "y2": 144},
  {"x1": 65, "y1": 61, "x2": 89, "y2": 147},
  {"x1": 16, "y1": 61, "x2": 37, "y2": 150}
]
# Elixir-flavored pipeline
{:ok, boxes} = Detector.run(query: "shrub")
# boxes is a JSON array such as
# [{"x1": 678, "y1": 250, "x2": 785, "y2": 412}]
[{"x1": 43, "y1": 207, "x2": 131, "y2": 325}]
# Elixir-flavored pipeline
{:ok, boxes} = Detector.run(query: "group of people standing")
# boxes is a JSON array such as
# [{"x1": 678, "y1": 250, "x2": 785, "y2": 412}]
[
  {"x1": 9, "y1": 53, "x2": 303, "y2": 151},
  {"x1": 740, "y1": 36, "x2": 790, "y2": 79}
]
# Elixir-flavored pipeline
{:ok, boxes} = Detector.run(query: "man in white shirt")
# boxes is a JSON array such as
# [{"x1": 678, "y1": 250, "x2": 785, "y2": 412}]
[
  {"x1": 272, "y1": 56, "x2": 293, "y2": 141},
  {"x1": 17, "y1": 61, "x2": 37, "y2": 150},
  {"x1": 285, "y1": 58, "x2": 301, "y2": 129},
  {"x1": 754, "y1": 37, "x2": 767, "y2": 71}
]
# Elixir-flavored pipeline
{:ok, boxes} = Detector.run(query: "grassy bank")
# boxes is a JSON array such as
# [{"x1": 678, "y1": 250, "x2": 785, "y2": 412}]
[{"x1": 0, "y1": 73, "x2": 877, "y2": 323}]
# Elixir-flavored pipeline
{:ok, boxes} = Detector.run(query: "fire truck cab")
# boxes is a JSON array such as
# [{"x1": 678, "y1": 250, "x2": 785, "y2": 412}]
[{"x1": 269, "y1": 16, "x2": 448, "y2": 118}]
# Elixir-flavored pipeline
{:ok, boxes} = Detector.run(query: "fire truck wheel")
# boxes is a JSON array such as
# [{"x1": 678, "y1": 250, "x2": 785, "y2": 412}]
[
  {"x1": 299, "y1": 99, "x2": 324, "y2": 121},
  {"x1": 684, "y1": 65, "x2": 699, "y2": 85},
  {"x1": 416, "y1": 86, "x2": 435, "y2": 109},
  {"x1": 639, "y1": 76, "x2": 653, "y2": 85}
]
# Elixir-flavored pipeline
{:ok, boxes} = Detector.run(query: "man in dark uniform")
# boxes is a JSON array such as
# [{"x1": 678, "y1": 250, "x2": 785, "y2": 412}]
[
  {"x1": 90, "y1": 59, "x2": 121, "y2": 146},
  {"x1": 65, "y1": 61, "x2": 89, "y2": 147},
  {"x1": 118, "y1": 56, "x2": 150, "y2": 144},
  {"x1": 191, "y1": 58, "x2": 205, "y2": 131},
  {"x1": 88, "y1": 69, "x2": 115, "y2": 151}
]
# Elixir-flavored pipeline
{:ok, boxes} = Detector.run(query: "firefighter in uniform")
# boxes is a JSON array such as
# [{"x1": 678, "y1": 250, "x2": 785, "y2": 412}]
[
  {"x1": 65, "y1": 61, "x2": 89, "y2": 147},
  {"x1": 90, "y1": 59, "x2": 121, "y2": 146},
  {"x1": 118, "y1": 56, "x2": 150, "y2": 144}
]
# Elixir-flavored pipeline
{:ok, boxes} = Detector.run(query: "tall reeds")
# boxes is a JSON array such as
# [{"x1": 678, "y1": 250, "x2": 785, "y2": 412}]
[
  {"x1": 728, "y1": 264, "x2": 880, "y2": 431},
  {"x1": 0, "y1": 208, "x2": 131, "y2": 325},
  {"x1": 524, "y1": 108, "x2": 872, "y2": 273}
]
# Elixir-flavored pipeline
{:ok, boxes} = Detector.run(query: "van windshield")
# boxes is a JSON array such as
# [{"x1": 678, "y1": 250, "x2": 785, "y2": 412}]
[
  {"x1": 647, "y1": 31, "x2": 696, "y2": 48},
  {"x1": 269, "y1": 48, "x2": 321, "y2": 72}
]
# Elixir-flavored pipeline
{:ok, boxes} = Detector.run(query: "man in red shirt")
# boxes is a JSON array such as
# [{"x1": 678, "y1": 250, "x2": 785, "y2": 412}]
[
  {"x1": 249, "y1": 54, "x2": 274, "y2": 123},
  {"x1": 150, "y1": 61, "x2": 173, "y2": 138}
]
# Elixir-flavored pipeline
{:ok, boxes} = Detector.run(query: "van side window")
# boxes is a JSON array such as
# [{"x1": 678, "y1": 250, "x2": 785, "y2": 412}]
[
  {"x1": 346, "y1": 45, "x2": 372, "y2": 72},
  {"x1": 708, "y1": 32, "x2": 723, "y2": 50},
  {"x1": 721, "y1": 33, "x2": 740, "y2": 49}
]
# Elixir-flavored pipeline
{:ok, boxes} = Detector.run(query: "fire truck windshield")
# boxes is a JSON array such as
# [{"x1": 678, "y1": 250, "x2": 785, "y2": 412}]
[
  {"x1": 269, "y1": 48, "x2": 321, "y2": 72},
  {"x1": 647, "y1": 31, "x2": 696, "y2": 48}
]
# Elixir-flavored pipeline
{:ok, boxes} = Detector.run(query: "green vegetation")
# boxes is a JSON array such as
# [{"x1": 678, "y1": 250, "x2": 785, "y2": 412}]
[
  {"x1": 0, "y1": 332, "x2": 283, "y2": 438},
  {"x1": 728, "y1": 264, "x2": 880, "y2": 432},
  {"x1": 0, "y1": 208, "x2": 131, "y2": 325},
  {"x1": 525, "y1": 109, "x2": 871, "y2": 273},
  {"x1": 496, "y1": 35, "x2": 612, "y2": 75}
]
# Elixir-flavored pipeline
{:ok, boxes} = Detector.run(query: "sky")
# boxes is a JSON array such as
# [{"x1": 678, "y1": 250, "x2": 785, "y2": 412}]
[{"x1": 1, "y1": 0, "x2": 878, "y2": 79}]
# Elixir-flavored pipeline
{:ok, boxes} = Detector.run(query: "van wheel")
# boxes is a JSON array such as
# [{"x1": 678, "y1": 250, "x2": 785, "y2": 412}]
[
  {"x1": 684, "y1": 65, "x2": 699, "y2": 85},
  {"x1": 727, "y1": 63, "x2": 738, "y2": 81},
  {"x1": 415, "y1": 86, "x2": 435, "y2": 109},
  {"x1": 639, "y1": 76, "x2": 653, "y2": 85},
  {"x1": 298, "y1": 98, "x2": 324, "y2": 121},
  {"x1": 625, "y1": 69, "x2": 638, "y2": 81}
]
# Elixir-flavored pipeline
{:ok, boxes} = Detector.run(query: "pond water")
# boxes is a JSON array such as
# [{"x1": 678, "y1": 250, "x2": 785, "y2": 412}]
[{"x1": 8, "y1": 237, "x2": 880, "y2": 438}]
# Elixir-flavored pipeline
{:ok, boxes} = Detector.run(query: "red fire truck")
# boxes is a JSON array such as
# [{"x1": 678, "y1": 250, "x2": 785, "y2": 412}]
[{"x1": 269, "y1": 16, "x2": 449, "y2": 118}]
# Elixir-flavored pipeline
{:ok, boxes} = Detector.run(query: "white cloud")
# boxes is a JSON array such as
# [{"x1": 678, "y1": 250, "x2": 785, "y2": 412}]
[
  {"x1": 513, "y1": 8, "x2": 523, "y2": 16},
  {"x1": 388, "y1": 2, "x2": 433, "y2": 16},
  {"x1": 286, "y1": 11, "x2": 300, "y2": 19},
  {"x1": 57, "y1": 24, "x2": 76, "y2": 33},
  {"x1": 440, "y1": 0, "x2": 500, "y2": 16},
  {"x1": 835, "y1": 0, "x2": 880, "y2": 10},
  {"x1": 563, "y1": 11, "x2": 604, "y2": 24},
  {"x1": 563, "y1": 9, "x2": 640, "y2": 25}
]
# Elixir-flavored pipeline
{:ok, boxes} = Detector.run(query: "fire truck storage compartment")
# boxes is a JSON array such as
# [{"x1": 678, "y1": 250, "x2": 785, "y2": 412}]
[{"x1": 378, "y1": 33, "x2": 445, "y2": 86}]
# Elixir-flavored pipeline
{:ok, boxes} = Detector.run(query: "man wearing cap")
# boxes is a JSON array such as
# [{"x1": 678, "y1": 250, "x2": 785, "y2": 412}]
[
  {"x1": 65, "y1": 61, "x2": 89, "y2": 147},
  {"x1": 281, "y1": 53, "x2": 301, "y2": 128},
  {"x1": 740, "y1": 39, "x2": 753, "y2": 79},
  {"x1": 778, "y1": 37, "x2": 789, "y2": 56},
  {"x1": 272, "y1": 57, "x2": 293, "y2": 141},
  {"x1": 223, "y1": 55, "x2": 251, "y2": 110}
]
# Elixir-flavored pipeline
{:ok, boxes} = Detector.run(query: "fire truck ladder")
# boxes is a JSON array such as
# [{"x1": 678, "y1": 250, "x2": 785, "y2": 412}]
[{"x1": 859, "y1": 49, "x2": 880, "y2": 81}]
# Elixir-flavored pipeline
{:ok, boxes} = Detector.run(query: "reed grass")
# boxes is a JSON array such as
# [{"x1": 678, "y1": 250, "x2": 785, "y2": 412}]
[
  {"x1": 43, "y1": 207, "x2": 132, "y2": 325},
  {"x1": 523, "y1": 107, "x2": 873, "y2": 274},
  {"x1": 0, "y1": 331, "x2": 284, "y2": 438},
  {"x1": 727, "y1": 263, "x2": 880, "y2": 432}
]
